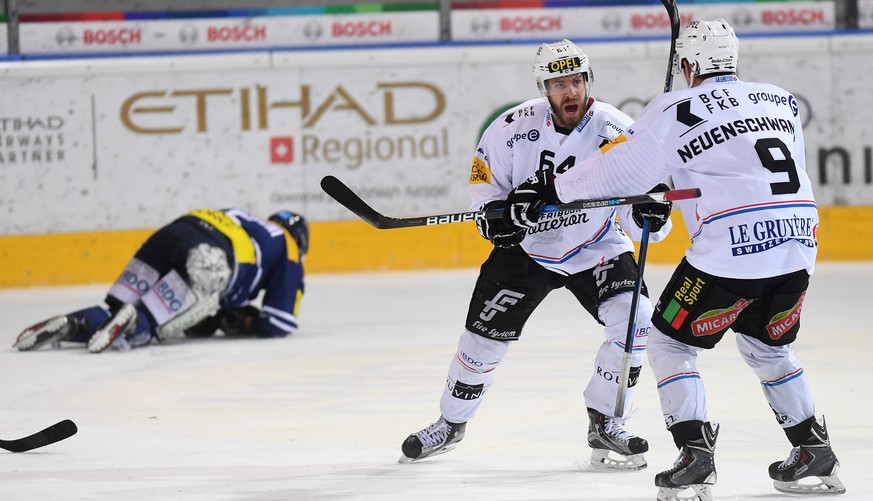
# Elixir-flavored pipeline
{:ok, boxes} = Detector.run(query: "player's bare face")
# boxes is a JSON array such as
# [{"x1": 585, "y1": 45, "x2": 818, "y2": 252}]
[{"x1": 545, "y1": 74, "x2": 588, "y2": 129}]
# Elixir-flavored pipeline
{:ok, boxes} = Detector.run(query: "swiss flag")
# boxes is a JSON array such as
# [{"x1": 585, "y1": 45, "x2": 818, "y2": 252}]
[{"x1": 270, "y1": 136, "x2": 294, "y2": 164}]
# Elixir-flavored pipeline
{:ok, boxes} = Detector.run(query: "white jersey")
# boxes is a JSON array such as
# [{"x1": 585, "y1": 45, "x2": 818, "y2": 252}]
[
  {"x1": 469, "y1": 97, "x2": 670, "y2": 276},
  {"x1": 555, "y1": 76, "x2": 817, "y2": 279}
]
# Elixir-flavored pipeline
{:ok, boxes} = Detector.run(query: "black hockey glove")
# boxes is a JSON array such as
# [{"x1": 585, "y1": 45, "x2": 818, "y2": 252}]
[
  {"x1": 476, "y1": 201, "x2": 526, "y2": 248},
  {"x1": 218, "y1": 305, "x2": 262, "y2": 337},
  {"x1": 184, "y1": 313, "x2": 223, "y2": 338},
  {"x1": 503, "y1": 170, "x2": 559, "y2": 230},
  {"x1": 632, "y1": 183, "x2": 673, "y2": 233}
]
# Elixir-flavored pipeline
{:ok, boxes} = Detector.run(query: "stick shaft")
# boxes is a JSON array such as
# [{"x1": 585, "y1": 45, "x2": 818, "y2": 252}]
[{"x1": 321, "y1": 175, "x2": 699, "y2": 230}]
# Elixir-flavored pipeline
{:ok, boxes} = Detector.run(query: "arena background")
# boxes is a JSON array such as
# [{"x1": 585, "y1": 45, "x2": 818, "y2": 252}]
[{"x1": 1, "y1": 0, "x2": 872, "y2": 287}]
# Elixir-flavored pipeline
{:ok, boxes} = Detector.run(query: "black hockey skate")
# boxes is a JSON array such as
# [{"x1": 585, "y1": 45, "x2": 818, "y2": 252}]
[
  {"x1": 769, "y1": 416, "x2": 846, "y2": 495},
  {"x1": 13, "y1": 315, "x2": 73, "y2": 351},
  {"x1": 87, "y1": 303, "x2": 137, "y2": 353},
  {"x1": 655, "y1": 422, "x2": 719, "y2": 501},
  {"x1": 587, "y1": 408, "x2": 648, "y2": 470},
  {"x1": 399, "y1": 416, "x2": 466, "y2": 463}
]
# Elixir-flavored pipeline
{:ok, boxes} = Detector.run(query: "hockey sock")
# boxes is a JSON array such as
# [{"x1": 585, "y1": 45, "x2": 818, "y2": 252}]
[{"x1": 439, "y1": 330, "x2": 509, "y2": 424}]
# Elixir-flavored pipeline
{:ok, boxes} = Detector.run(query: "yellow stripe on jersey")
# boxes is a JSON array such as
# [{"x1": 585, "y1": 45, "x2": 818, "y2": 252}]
[
  {"x1": 278, "y1": 226, "x2": 301, "y2": 264},
  {"x1": 293, "y1": 288, "x2": 303, "y2": 316},
  {"x1": 600, "y1": 133, "x2": 628, "y2": 154},
  {"x1": 188, "y1": 209, "x2": 256, "y2": 265},
  {"x1": 470, "y1": 157, "x2": 491, "y2": 184}
]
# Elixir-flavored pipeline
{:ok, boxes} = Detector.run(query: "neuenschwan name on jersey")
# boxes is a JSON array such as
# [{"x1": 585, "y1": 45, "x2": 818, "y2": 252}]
[{"x1": 559, "y1": 77, "x2": 818, "y2": 280}]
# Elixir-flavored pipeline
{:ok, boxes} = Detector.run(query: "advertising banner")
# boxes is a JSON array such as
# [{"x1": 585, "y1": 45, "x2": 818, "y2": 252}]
[
  {"x1": 860, "y1": 0, "x2": 873, "y2": 29},
  {"x1": 1, "y1": 35, "x2": 871, "y2": 236},
  {"x1": 17, "y1": 12, "x2": 440, "y2": 55},
  {"x1": 451, "y1": 2, "x2": 835, "y2": 41}
]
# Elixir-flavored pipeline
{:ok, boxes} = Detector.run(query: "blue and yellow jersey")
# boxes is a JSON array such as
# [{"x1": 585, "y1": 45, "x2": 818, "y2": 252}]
[{"x1": 189, "y1": 208, "x2": 304, "y2": 337}]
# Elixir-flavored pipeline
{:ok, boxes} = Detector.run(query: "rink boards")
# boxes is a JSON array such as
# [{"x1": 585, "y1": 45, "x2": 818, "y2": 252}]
[
  {"x1": 2, "y1": 206, "x2": 872, "y2": 287},
  {"x1": 1, "y1": 35, "x2": 872, "y2": 287}
]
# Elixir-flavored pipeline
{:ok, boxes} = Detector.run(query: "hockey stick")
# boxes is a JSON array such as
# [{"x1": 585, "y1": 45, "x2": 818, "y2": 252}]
[
  {"x1": 661, "y1": 0, "x2": 681, "y2": 94},
  {"x1": 321, "y1": 175, "x2": 700, "y2": 230},
  {"x1": 0, "y1": 419, "x2": 77, "y2": 452},
  {"x1": 614, "y1": 0, "x2": 681, "y2": 418}
]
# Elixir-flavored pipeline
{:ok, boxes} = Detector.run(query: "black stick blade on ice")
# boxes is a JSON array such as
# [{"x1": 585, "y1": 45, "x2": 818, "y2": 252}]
[{"x1": 0, "y1": 419, "x2": 78, "y2": 452}]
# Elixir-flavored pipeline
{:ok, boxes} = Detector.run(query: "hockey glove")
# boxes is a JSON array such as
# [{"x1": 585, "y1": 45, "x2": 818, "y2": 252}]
[
  {"x1": 218, "y1": 305, "x2": 262, "y2": 337},
  {"x1": 184, "y1": 313, "x2": 222, "y2": 338},
  {"x1": 503, "y1": 170, "x2": 559, "y2": 230},
  {"x1": 632, "y1": 183, "x2": 673, "y2": 232},
  {"x1": 476, "y1": 201, "x2": 526, "y2": 248}
]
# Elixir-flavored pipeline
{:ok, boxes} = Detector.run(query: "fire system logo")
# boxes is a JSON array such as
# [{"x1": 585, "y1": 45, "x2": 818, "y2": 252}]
[
  {"x1": 593, "y1": 256, "x2": 617, "y2": 288},
  {"x1": 479, "y1": 289, "x2": 525, "y2": 321},
  {"x1": 270, "y1": 137, "x2": 294, "y2": 164}
]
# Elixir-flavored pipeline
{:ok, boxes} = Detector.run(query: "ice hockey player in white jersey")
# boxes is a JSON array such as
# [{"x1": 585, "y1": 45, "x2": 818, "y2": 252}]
[
  {"x1": 503, "y1": 19, "x2": 844, "y2": 500},
  {"x1": 13, "y1": 208, "x2": 307, "y2": 353},
  {"x1": 400, "y1": 39, "x2": 674, "y2": 470}
]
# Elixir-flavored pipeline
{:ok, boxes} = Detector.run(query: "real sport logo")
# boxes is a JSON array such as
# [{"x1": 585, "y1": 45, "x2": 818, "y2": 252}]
[{"x1": 528, "y1": 129, "x2": 540, "y2": 141}]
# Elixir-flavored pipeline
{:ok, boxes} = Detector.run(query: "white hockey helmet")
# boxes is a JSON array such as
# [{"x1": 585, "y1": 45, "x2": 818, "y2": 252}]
[
  {"x1": 673, "y1": 19, "x2": 739, "y2": 78},
  {"x1": 533, "y1": 39, "x2": 593, "y2": 107}
]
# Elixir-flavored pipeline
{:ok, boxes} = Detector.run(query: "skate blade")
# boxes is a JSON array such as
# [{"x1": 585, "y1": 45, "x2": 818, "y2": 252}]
[
  {"x1": 656, "y1": 484, "x2": 713, "y2": 501},
  {"x1": 773, "y1": 474, "x2": 846, "y2": 495},
  {"x1": 589, "y1": 449, "x2": 647, "y2": 471},
  {"x1": 397, "y1": 443, "x2": 459, "y2": 464},
  {"x1": 13, "y1": 316, "x2": 69, "y2": 351}
]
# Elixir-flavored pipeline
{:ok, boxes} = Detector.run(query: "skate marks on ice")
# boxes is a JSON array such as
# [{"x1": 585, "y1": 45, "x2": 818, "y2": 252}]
[{"x1": 0, "y1": 264, "x2": 871, "y2": 500}]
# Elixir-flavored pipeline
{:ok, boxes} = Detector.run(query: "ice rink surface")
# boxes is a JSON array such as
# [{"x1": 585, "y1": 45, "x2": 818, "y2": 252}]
[{"x1": 1, "y1": 263, "x2": 870, "y2": 500}]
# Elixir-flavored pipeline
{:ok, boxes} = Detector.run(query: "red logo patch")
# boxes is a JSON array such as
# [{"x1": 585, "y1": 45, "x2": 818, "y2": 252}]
[
  {"x1": 766, "y1": 292, "x2": 806, "y2": 340},
  {"x1": 270, "y1": 137, "x2": 293, "y2": 164}
]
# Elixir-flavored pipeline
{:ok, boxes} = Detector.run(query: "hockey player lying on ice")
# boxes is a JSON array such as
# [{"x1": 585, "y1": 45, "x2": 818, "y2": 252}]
[{"x1": 14, "y1": 208, "x2": 307, "y2": 353}]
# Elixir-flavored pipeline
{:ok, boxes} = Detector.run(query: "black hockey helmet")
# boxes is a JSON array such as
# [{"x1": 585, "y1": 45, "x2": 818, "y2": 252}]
[{"x1": 269, "y1": 210, "x2": 309, "y2": 259}]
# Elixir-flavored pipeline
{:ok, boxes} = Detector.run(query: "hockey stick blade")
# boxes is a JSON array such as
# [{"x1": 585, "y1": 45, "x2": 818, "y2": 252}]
[
  {"x1": 321, "y1": 175, "x2": 487, "y2": 229},
  {"x1": 0, "y1": 419, "x2": 78, "y2": 453},
  {"x1": 320, "y1": 175, "x2": 388, "y2": 228},
  {"x1": 321, "y1": 175, "x2": 700, "y2": 229}
]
